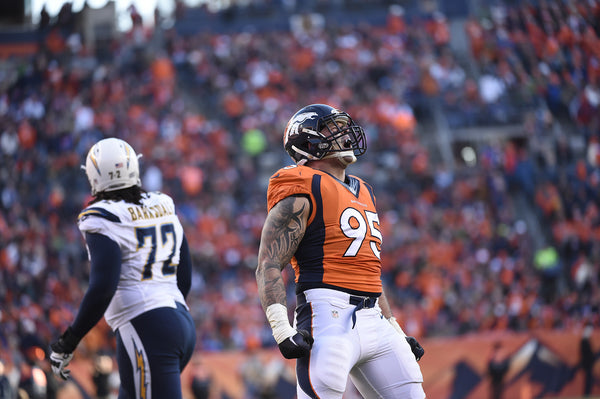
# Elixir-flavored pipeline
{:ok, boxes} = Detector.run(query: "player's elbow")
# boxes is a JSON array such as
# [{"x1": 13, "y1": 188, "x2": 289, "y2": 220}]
[{"x1": 255, "y1": 263, "x2": 263, "y2": 280}]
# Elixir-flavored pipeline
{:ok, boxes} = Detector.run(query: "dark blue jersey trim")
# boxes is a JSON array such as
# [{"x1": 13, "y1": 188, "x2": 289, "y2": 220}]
[
  {"x1": 78, "y1": 207, "x2": 121, "y2": 223},
  {"x1": 294, "y1": 174, "x2": 325, "y2": 289},
  {"x1": 346, "y1": 175, "x2": 361, "y2": 197},
  {"x1": 363, "y1": 180, "x2": 376, "y2": 205}
]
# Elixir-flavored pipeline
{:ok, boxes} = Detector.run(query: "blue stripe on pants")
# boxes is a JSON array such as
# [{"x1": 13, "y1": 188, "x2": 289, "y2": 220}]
[{"x1": 116, "y1": 303, "x2": 196, "y2": 399}]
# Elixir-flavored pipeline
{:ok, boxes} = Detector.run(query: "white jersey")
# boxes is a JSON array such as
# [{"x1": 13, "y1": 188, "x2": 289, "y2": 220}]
[{"x1": 77, "y1": 191, "x2": 187, "y2": 331}]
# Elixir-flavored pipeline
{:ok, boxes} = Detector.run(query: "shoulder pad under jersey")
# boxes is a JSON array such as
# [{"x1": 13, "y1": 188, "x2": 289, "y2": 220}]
[
  {"x1": 267, "y1": 165, "x2": 315, "y2": 211},
  {"x1": 78, "y1": 206, "x2": 121, "y2": 224}
]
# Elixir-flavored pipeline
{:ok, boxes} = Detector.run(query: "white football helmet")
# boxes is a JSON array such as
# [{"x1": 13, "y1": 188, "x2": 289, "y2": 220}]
[{"x1": 83, "y1": 138, "x2": 142, "y2": 195}]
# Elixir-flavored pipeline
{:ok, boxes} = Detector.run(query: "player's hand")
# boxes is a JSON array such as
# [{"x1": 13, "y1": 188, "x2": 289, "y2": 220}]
[
  {"x1": 406, "y1": 336, "x2": 424, "y2": 361},
  {"x1": 278, "y1": 329, "x2": 314, "y2": 359},
  {"x1": 49, "y1": 351, "x2": 73, "y2": 380},
  {"x1": 49, "y1": 327, "x2": 80, "y2": 380}
]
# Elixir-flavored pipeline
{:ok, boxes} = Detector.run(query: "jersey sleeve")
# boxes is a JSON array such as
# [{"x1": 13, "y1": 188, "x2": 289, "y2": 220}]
[
  {"x1": 70, "y1": 232, "x2": 122, "y2": 338},
  {"x1": 77, "y1": 206, "x2": 123, "y2": 244},
  {"x1": 266, "y1": 165, "x2": 313, "y2": 211}
]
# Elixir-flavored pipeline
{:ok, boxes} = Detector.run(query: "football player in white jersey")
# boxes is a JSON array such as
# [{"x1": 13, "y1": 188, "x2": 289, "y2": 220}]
[{"x1": 49, "y1": 138, "x2": 196, "y2": 399}]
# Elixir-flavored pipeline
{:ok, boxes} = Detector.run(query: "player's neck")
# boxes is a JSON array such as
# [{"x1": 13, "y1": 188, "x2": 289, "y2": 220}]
[{"x1": 309, "y1": 159, "x2": 347, "y2": 182}]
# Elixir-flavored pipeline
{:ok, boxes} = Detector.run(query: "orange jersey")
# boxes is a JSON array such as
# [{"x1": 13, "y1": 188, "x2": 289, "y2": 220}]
[{"x1": 267, "y1": 165, "x2": 382, "y2": 295}]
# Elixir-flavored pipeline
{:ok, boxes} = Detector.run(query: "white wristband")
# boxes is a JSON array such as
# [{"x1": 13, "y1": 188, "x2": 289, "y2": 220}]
[
  {"x1": 266, "y1": 303, "x2": 296, "y2": 344},
  {"x1": 388, "y1": 316, "x2": 406, "y2": 337}
]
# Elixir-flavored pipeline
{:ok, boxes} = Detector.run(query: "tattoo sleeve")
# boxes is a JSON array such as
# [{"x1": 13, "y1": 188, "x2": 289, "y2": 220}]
[{"x1": 256, "y1": 196, "x2": 309, "y2": 311}]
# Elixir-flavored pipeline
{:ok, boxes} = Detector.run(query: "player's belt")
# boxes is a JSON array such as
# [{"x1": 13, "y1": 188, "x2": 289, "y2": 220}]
[
  {"x1": 297, "y1": 291, "x2": 377, "y2": 328},
  {"x1": 349, "y1": 296, "x2": 377, "y2": 328}
]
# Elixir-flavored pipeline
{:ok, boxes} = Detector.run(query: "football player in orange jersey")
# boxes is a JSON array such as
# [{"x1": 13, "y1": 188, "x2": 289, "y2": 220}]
[{"x1": 256, "y1": 104, "x2": 426, "y2": 398}]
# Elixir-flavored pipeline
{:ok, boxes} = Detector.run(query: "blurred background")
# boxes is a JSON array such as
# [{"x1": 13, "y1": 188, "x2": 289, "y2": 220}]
[{"x1": 0, "y1": 0, "x2": 599, "y2": 398}]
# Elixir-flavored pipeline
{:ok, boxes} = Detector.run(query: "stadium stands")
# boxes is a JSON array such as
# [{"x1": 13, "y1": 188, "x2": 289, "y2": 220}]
[{"x1": 0, "y1": 0, "x2": 598, "y2": 397}]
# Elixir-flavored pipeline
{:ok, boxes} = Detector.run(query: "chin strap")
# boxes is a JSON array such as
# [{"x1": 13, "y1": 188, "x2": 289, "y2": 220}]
[
  {"x1": 322, "y1": 151, "x2": 357, "y2": 166},
  {"x1": 339, "y1": 154, "x2": 357, "y2": 166}
]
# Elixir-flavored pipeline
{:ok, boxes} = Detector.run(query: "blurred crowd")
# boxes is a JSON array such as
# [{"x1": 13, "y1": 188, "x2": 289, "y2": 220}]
[{"x1": 0, "y1": 0, "x2": 599, "y2": 397}]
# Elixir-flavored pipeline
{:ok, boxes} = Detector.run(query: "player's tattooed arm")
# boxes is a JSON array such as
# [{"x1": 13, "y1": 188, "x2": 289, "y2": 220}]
[{"x1": 256, "y1": 195, "x2": 309, "y2": 311}]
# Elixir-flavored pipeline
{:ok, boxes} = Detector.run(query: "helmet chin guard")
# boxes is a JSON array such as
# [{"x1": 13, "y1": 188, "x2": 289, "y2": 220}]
[
  {"x1": 323, "y1": 150, "x2": 357, "y2": 166},
  {"x1": 82, "y1": 138, "x2": 142, "y2": 195}
]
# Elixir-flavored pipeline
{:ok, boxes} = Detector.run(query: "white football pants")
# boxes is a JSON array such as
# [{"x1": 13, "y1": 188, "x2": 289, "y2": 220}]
[{"x1": 294, "y1": 288, "x2": 425, "y2": 399}]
